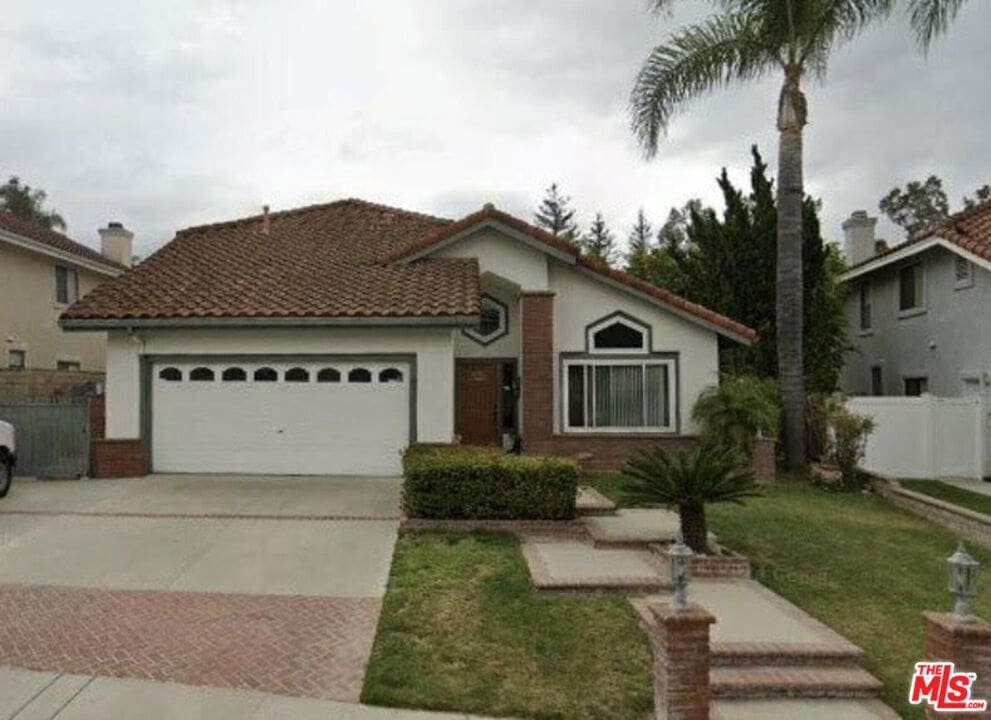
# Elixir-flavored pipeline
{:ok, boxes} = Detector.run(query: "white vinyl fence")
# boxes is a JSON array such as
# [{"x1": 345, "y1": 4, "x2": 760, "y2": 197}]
[{"x1": 847, "y1": 395, "x2": 991, "y2": 480}]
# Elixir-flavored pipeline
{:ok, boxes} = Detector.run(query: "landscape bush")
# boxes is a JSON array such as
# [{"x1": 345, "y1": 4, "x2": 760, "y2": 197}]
[{"x1": 402, "y1": 445, "x2": 578, "y2": 520}]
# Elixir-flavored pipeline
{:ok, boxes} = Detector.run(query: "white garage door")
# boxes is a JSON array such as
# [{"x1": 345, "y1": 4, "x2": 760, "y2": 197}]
[{"x1": 151, "y1": 360, "x2": 410, "y2": 475}]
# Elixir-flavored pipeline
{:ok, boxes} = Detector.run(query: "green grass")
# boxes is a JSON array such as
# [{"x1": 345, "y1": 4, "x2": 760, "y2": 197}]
[
  {"x1": 587, "y1": 473, "x2": 991, "y2": 718},
  {"x1": 361, "y1": 531, "x2": 653, "y2": 720},
  {"x1": 584, "y1": 472, "x2": 650, "y2": 508},
  {"x1": 901, "y1": 479, "x2": 991, "y2": 517}
]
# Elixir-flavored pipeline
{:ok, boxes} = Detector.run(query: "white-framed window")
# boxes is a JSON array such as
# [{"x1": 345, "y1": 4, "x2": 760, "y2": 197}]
[
  {"x1": 898, "y1": 262, "x2": 925, "y2": 312},
  {"x1": 563, "y1": 357, "x2": 676, "y2": 433},
  {"x1": 586, "y1": 313, "x2": 650, "y2": 354},
  {"x1": 57, "y1": 360, "x2": 81, "y2": 371},
  {"x1": 859, "y1": 280, "x2": 872, "y2": 331},
  {"x1": 55, "y1": 265, "x2": 79, "y2": 304},
  {"x1": 954, "y1": 255, "x2": 974, "y2": 289}
]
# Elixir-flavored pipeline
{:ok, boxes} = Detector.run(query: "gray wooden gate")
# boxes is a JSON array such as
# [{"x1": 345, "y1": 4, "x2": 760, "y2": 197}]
[{"x1": 0, "y1": 400, "x2": 90, "y2": 478}]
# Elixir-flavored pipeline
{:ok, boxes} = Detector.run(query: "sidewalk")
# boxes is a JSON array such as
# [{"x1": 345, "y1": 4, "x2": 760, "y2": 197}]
[{"x1": 0, "y1": 667, "x2": 499, "y2": 720}]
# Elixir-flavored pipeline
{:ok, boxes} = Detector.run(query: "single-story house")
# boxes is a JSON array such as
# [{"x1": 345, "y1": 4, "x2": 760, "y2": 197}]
[{"x1": 61, "y1": 199, "x2": 755, "y2": 477}]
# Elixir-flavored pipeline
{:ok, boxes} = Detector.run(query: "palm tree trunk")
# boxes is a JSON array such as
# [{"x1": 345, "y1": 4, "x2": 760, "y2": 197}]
[
  {"x1": 678, "y1": 502, "x2": 708, "y2": 554},
  {"x1": 776, "y1": 66, "x2": 808, "y2": 471}
]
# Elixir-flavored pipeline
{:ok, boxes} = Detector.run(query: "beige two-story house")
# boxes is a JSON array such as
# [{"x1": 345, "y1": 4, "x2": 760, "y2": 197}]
[{"x1": 1, "y1": 212, "x2": 129, "y2": 382}]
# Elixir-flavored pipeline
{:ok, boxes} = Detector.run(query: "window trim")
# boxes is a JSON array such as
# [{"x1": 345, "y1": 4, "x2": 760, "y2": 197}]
[
  {"x1": 897, "y1": 261, "x2": 926, "y2": 316},
  {"x1": 8, "y1": 349, "x2": 26, "y2": 370},
  {"x1": 55, "y1": 265, "x2": 79, "y2": 305},
  {"x1": 954, "y1": 255, "x2": 975, "y2": 290},
  {"x1": 462, "y1": 294, "x2": 509, "y2": 346},
  {"x1": 585, "y1": 312, "x2": 651, "y2": 355},
  {"x1": 561, "y1": 353, "x2": 678, "y2": 434},
  {"x1": 858, "y1": 280, "x2": 872, "y2": 332}
]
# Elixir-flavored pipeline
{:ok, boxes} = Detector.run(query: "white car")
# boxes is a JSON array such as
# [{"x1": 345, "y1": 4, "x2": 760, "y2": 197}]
[{"x1": 0, "y1": 419, "x2": 14, "y2": 497}]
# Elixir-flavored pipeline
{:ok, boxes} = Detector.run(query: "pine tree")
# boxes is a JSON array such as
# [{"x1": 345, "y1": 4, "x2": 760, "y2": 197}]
[
  {"x1": 583, "y1": 212, "x2": 617, "y2": 265},
  {"x1": 534, "y1": 183, "x2": 580, "y2": 244},
  {"x1": 626, "y1": 208, "x2": 653, "y2": 278}
]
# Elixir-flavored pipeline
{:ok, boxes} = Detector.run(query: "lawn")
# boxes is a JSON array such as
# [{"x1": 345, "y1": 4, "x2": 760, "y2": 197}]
[
  {"x1": 362, "y1": 531, "x2": 653, "y2": 720},
  {"x1": 901, "y1": 479, "x2": 991, "y2": 517},
  {"x1": 587, "y1": 475, "x2": 991, "y2": 720}
]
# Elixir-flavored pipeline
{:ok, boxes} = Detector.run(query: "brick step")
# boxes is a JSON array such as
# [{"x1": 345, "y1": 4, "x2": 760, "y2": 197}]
[
  {"x1": 710, "y1": 666, "x2": 884, "y2": 700},
  {"x1": 711, "y1": 645, "x2": 865, "y2": 668}
]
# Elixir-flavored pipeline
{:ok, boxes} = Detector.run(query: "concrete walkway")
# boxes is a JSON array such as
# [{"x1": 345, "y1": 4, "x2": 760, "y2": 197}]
[
  {"x1": 0, "y1": 667, "x2": 499, "y2": 720},
  {"x1": 941, "y1": 477, "x2": 991, "y2": 499}
]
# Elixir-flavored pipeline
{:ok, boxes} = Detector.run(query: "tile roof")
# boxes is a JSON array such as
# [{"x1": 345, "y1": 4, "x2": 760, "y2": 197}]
[
  {"x1": 392, "y1": 204, "x2": 756, "y2": 342},
  {"x1": 845, "y1": 199, "x2": 991, "y2": 272},
  {"x1": 0, "y1": 212, "x2": 127, "y2": 272},
  {"x1": 63, "y1": 197, "x2": 756, "y2": 342}
]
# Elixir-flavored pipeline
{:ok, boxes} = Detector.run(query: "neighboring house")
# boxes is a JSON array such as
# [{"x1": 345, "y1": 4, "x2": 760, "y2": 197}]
[
  {"x1": 61, "y1": 199, "x2": 754, "y2": 477},
  {"x1": 840, "y1": 201, "x2": 991, "y2": 398},
  {"x1": 0, "y1": 212, "x2": 129, "y2": 384}
]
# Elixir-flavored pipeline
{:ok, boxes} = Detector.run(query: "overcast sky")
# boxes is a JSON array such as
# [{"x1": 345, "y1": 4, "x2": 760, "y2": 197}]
[{"x1": 2, "y1": 1, "x2": 987, "y2": 258}]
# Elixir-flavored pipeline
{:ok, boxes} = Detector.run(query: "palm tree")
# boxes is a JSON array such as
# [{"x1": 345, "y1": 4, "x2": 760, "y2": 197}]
[
  {"x1": 622, "y1": 445, "x2": 761, "y2": 553},
  {"x1": 907, "y1": 0, "x2": 968, "y2": 48},
  {"x1": 0, "y1": 176, "x2": 66, "y2": 232},
  {"x1": 630, "y1": 1, "x2": 894, "y2": 470}
]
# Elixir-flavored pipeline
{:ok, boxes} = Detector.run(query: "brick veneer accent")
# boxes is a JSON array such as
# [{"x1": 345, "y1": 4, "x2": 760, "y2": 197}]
[
  {"x1": 92, "y1": 439, "x2": 147, "y2": 478},
  {"x1": 527, "y1": 435, "x2": 698, "y2": 472},
  {"x1": 89, "y1": 394, "x2": 106, "y2": 440},
  {"x1": 520, "y1": 292, "x2": 555, "y2": 446},
  {"x1": 751, "y1": 437, "x2": 776, "y2": 483},
  {"x1": 922, "y1": 612, "x2": 991, "y2": 719},
  {"x1": 649, "y1": 602, "x2": 716, "y2": 720}
]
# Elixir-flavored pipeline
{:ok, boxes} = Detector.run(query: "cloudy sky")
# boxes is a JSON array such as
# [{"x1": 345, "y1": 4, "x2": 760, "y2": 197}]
[{"x1": 2, "y1": 1, "x2": 987, "y2": 258}]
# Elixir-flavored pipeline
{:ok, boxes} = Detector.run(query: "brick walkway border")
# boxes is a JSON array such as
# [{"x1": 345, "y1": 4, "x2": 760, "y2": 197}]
[{"x1": 0, "y1": 584, "x2": 382, "y2": 702}]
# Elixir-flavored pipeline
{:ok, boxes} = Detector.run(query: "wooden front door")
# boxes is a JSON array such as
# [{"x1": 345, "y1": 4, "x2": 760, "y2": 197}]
[{"x1": 457, "y1": 362, "x2": 501, "y2": 446}]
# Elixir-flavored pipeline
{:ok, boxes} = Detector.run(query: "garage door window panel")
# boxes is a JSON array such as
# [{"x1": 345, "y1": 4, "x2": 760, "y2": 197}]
[
  {"x1": 159, "y1": 367, "x2": 182, "y2": 382},
  {"x1": 349, "y1": 368, "x2": 372, "y2": 383},
  {"x1": 379, "y1": 368, "x2": 403, "y2": 383},
  {"x1": 285, "y1": 367, "x2": 310, "y2": 382},
  {"x1": 222, "y1": 367, "x2": 247, "y2": 382},
  {"x1": 254, "y1": 367, "x2": 277, "y2": 382},
  {"x1": 317, "y1": 367, "x2": 341, "y2": 383},
  {"x1": 190, "y1": 367, "x2": 215, "y2": 382}
]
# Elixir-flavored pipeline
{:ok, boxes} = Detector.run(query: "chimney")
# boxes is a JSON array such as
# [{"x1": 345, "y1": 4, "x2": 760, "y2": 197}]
[
  {"x1": 98, "y1": 221, "x2": 134, "y2": 267},
  {"x1": 842, "y1": 210, "x2": 878, "y2": 266}
]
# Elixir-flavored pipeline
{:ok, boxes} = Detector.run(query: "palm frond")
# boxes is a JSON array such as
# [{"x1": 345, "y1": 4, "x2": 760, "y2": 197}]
[
  {"x1": 907, "y1": 0, "x2": 967, "y2": 49},
  {"x1": 630, "y1": 12, "x2": 777, "y2": 157},
  {"x1": 621, "y1": 445, "x2": 761, "y2": 508}
]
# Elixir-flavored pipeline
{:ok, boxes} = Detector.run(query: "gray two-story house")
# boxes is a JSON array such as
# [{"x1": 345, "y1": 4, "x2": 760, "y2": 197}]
[{"x1": 840, "y1": 201, "x2": 991, "y2": 397}]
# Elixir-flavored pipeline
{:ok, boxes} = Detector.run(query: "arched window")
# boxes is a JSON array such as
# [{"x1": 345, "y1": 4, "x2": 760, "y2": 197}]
[
  {"x1": 222, "y1": 367, "x2": 247, "y2": 382},
  {"x1": 158, "y1": 367, "x2": 182, "y2": 382},
  {"x1": 190, "y1": 367, "x2": 215, "y2": 382},
  {"x1": 586, "y1": 313, "x2": 650, "y2": 353},
  {"x1": 254, "y1": 367, "x2": 277, "y2": 382},
  {"x1": 317, "y1": 367, "x2": 341, "y2": 383},
  {"x1": 379, "y1": 368, "x2": 403, "y2": 383},
  {"x1": 285, "y1": 367, "x2": 310, "y2": 382},
  {"x1": 348, "y1": 367, "x2": 372, "y2": 383}
]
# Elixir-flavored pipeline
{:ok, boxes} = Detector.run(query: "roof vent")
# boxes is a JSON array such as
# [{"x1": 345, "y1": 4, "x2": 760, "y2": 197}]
[
  {"x1": 261, "y1": 205, "x2": 270, "y2": 236},
  {"x1": 483, "y1": 202, "x2": 495, "y2": 211}
]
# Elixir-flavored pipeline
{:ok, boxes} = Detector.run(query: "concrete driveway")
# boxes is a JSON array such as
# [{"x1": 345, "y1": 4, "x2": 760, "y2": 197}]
[{"x1": 0, "y1": 475, "x2": 402, "y2": 703}]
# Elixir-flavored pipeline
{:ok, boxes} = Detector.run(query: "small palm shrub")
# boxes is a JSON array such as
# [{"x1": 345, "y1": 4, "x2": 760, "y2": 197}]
[
  {"x1": 692, "y1": 375, "x2": 781, "y2": 458},
  {"x1": 621, "y1": 445, "x2": 761, "y2": 553}
]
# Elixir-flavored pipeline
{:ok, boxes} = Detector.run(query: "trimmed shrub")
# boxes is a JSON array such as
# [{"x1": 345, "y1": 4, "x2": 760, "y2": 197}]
[
  {"x1": 402, "y1": 445, "x2": 579, "y2": 520},
  {"x1": 692, "y1": 374, "x2": 781, "y2": 458}
]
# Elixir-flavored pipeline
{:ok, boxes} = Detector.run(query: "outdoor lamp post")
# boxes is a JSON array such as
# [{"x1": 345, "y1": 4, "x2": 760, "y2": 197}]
[
  {"x1": 669, "y1": 535, "x2": 694, "y2": 611},
  {"x1": 947, "y1": 542, "x2": 979, "y2": 621}
]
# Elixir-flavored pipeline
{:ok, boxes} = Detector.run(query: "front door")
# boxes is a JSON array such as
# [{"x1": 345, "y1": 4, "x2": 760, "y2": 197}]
[{"x1": 457, "y1": 361, "x2": 501, "y2": 446}]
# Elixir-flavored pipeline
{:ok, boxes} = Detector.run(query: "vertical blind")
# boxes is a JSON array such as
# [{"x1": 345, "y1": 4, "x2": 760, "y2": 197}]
[{"x1": 566, "y1": 361, "x2": 672, "y2": 430}]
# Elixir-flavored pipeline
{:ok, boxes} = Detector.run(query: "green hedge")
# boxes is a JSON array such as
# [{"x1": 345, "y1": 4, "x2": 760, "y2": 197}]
[{"x1": 402, "y1": 445, "x2": 579, "y2": 520}]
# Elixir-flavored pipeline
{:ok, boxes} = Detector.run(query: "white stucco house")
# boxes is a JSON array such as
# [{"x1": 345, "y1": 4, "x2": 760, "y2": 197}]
[{"x1": 61, "y1": 199, "x2": 755, "y2": 477}]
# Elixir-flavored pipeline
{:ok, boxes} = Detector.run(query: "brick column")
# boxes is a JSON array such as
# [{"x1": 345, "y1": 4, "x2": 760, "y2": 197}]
[
  {"x1": 649, "y1": 603, "x2": 716, "y2": 720},
  {"x1": 922, "y1": 612, "x2": 991, "y2": 720},
  {"x1": 751, "y1": 437, "x2": 776, "y2": 483},
  {"x1": 520, "y1": 291, "x2": 555, "y2": 449}
]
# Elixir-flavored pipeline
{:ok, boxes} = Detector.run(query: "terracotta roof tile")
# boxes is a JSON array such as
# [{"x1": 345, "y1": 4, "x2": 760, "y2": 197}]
[
  {"x1": 0, "y1": 212, "x2": 127, "y2": 272},
  {"x1": 64, "y1": 199, "x2": 478, "y2": 321},
  {"x1": 846, "y1": 199, "x2": 991, "y2": 271},
  {"x1": 64, "y1": 198, "x2": 755, "y2": 342}
]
